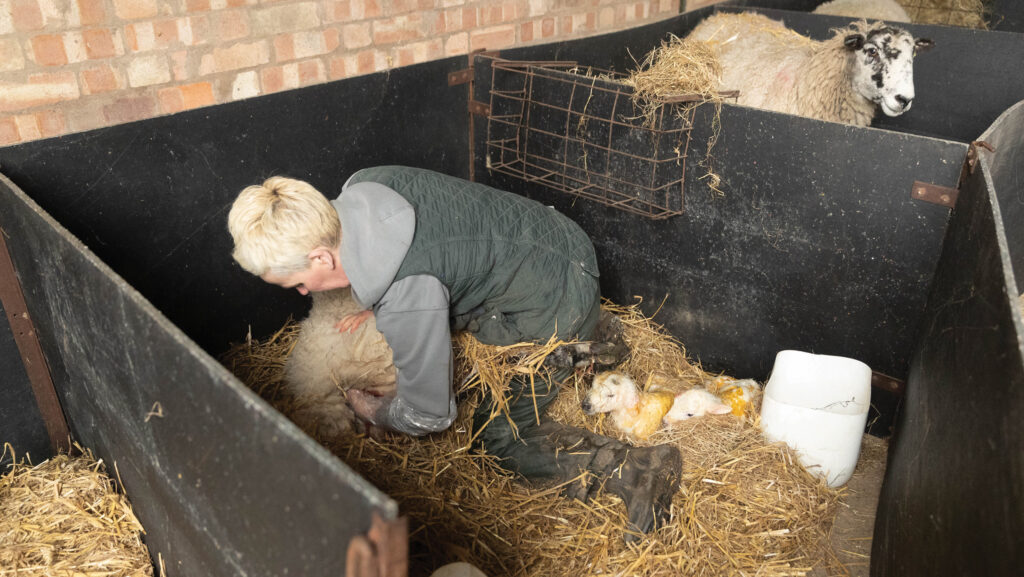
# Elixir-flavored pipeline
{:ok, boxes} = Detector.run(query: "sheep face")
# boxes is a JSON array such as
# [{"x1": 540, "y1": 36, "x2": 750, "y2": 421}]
[
  {"x1": 844, "y1": 27, "x2": 932, "y2": 117},
  {"x1": 663, "y1": 389, "x2": 732, "y2": 424},
  {"x1": 581, "y1": 371, "x2": 639, "y2": 415}
]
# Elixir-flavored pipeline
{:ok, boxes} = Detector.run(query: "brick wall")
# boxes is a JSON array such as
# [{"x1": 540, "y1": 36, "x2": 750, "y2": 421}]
[{"x1": 0, "y1": 0, "x2": 686, "y2": 146}]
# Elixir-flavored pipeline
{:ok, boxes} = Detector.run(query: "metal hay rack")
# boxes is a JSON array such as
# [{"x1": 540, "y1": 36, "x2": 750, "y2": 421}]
[{"x1": 485, "y1": 58, "x2": 713, "y2": 220}]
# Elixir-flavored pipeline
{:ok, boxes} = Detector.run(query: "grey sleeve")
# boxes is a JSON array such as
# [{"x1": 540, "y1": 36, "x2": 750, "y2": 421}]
[{"x1": 371, "y1": 274, "x2": 456, "y2": 436}]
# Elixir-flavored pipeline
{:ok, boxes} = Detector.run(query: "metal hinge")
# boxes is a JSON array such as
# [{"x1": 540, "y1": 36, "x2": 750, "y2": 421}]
[
  {"x1": 345, "y1": 513, "x2": 408, "y2": 577},
  {"x1": 468, "y1": 100, "x2": 490, "y2": 117},
  {"x1": 912, "y1": 140, "x2": 996, "y2": 209},
  {"x1": 871, "y1": 371, "x2": 905, "y2": 396},
  {"x1": 911, "y1": 181, "x2": 959, "y2": 208}
]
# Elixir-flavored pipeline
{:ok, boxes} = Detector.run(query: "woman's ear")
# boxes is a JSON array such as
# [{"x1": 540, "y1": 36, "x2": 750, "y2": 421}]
[{"x1": 308, "y1": 246, "x2": 336, "y2": 269}]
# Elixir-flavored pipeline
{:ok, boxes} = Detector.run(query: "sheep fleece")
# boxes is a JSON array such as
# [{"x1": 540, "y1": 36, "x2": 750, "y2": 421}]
[{"x1": 283, "y1": 288, "x2": 396, "y2": 438}]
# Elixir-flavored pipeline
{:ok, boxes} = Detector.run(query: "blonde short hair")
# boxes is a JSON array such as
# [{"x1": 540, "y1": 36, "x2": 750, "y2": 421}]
[{"x1": 227, "y1": 176, "x2": 341, "y2": 276}]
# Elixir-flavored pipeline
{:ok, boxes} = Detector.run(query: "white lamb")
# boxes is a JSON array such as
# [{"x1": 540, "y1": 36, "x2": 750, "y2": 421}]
[
  {"x1": 284, "y1": 287, "x2": 396, "y2": 441},
  {"x1": 812, "y1": 0, "x2": 911, "y2": 23},
  {"x1": 582, "y1": 371, "x2": 677, "y2": 441},
  {"x1": 686, "y1": 12, "x2": 933, "y2": 127}
]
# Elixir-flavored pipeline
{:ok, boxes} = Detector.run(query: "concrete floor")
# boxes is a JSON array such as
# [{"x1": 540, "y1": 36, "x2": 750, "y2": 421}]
[{"x1": 810, "y1": 434, "x2": 889, "y2": 577}]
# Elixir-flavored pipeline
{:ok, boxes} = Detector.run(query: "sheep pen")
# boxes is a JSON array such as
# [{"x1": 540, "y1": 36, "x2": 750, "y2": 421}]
[{"x1": 221, "y1": 300, "x2": 874, "y2": 577}]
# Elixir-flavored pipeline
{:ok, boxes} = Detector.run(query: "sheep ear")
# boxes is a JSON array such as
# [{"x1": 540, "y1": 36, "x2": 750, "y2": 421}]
[
  {"x1": 914, "y1": 38, "x2": 934, "y2": 55},
  {"x1": 843, "y1": 34, "x2": 864, "y2": 50},
  {"x1": 710, "y1": 403, "x2": 733, "y2": 415}
]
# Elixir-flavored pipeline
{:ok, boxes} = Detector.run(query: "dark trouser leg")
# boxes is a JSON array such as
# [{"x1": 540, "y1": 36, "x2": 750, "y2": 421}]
[{"x1": 472, "y1": 366, "x2": 683, "y2": 542}]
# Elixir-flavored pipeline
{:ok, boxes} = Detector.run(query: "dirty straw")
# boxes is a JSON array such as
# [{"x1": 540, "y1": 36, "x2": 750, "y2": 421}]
[
  {"x1": 0, "y1": 444, "x2": 153, "y2": 577},
  {"x1": 223, "y1": 300, "x2": 847, "y2": 577}
]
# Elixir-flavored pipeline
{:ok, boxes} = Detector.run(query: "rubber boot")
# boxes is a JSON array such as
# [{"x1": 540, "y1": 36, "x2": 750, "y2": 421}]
[{"x1": 602, "y1": 443, "x2": 683, "y2": 543}]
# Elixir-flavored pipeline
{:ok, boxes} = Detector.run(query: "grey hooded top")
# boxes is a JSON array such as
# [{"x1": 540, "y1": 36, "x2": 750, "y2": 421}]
[{"x1": 334, "y1": 166, "x2": 600, "y2": 436}]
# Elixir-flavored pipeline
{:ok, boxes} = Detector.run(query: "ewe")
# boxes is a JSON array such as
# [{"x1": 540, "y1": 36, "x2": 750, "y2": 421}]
[
  {"x1": 812, "y1": 0, "x2": 911, "y2": 23},
  {"x1": 686, "y1": 12, "x2": 932, "y2": 126},
  {"x1": 284, "y1": 287, "x2": 396, "y2": 441}
]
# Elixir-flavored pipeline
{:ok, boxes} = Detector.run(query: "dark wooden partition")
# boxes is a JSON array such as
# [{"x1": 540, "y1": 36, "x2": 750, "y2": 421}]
[
  {"x1": 0, "y1": 175, "x2": 397, "y2": 576},
  {"x1": 872, "y1": 100, "x2": 1024, "y2": 577}
]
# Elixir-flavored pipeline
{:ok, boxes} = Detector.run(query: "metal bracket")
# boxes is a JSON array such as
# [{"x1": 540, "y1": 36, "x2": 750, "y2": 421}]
[
  {"x1": 345, "y1": 513, "x2": 408, "y2": 577},
  {"x1": 911, "y1": 181, "x2": 959, "y2": 208},
  {"x1": 871, "y1": 371, "x2": 905, "y2": 396},
  {"x1": 447, "y1": 68, "x2": 472, "y2": 86},
  {"x1": 468, "y1": 100, "x2": 490, "y2": 117},
  {"x1": 0, "y1": 227, "x2": 70, "y2": 452}
]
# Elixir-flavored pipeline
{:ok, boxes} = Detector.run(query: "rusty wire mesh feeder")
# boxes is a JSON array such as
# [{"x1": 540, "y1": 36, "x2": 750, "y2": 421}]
[{"x1": 485, "y1": 59, "x2": 715, "y2": 220}]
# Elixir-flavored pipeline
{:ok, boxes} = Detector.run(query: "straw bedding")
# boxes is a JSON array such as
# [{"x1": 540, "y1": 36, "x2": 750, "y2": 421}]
[
  {"x1": 222, "y1": 300, "x2": 846, "y2": 577},
  {"x1": 898, "y1": 0, "x2": 990, "y2": 29},
  {"x1": 0, "y1": 445, "x2": 153, "y2": 577},
  {"x1": 620, "y1": 36, "x2": 729, "y2": 196}
]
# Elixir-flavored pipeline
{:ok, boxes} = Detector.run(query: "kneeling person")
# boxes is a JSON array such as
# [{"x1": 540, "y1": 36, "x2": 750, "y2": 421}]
[{"x1": 227, "y1": 165, "x2": 681, "y2": 541}]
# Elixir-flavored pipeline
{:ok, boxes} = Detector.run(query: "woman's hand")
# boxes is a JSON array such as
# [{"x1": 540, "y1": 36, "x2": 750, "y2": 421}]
[{"x1": 335, "y1": 310, "x2": 373, "y2": 333}]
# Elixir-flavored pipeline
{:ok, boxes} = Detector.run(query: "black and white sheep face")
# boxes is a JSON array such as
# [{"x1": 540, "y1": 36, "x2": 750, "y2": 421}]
[{"x1": 845, "y1": 28, "x2": 931, "y2": 117}]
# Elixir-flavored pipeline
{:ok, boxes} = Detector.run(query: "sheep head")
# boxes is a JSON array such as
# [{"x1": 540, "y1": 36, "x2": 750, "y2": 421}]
[
  {"x1": 843, "y1": 22, "x2": 933, "y2": 117},
  {"x1": 581, "y1": 371, "x2": 640, "y2": 415}
]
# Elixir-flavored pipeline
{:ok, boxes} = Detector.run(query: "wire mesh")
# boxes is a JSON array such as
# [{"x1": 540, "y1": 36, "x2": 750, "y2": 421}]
[
  {"x1": 898, "y1": 0, "x2": 990, "y2": 29},
  {"x1": 485, "y1": 59, "x2": 700, "y2": 220}
]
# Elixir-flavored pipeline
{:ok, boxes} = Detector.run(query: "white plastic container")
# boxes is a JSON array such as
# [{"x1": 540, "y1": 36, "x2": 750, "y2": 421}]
[{"x1": 760, "y1": 350, "x2": 872, "y2": 487}]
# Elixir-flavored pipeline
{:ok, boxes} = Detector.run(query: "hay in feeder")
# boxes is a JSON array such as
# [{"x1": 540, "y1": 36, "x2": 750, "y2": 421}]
[
  {"x1": 622, "y1": 36, "x2": 731, "y2": 196},
  {"x1": 0, "y1": 444, "x2": 153, "y2": 576},
  {"x1": 221, "y1": 300, "x2": 846, "y2": 577},
  {"x1": 899, "y1": 0, "x2": 990, "y2": 29}
]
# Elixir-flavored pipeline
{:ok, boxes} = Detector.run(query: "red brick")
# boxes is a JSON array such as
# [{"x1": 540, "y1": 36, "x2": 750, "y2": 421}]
[
  {"x1": 81, "y1": 64, "x2": 119, "y2": 94},
  {"x1": 261, "y1": 66, "x2": 285, "y2": 93},
  {"x1": 324, "y1": 28, "x2": 340, "y2": 51},
  {"x1": 0, "y1": 39, "x2": 25, "y2": 72},
  {"x1": 486, "y1": 6, "x2": 505, "y2": 26},
  {"x1": 153, "y1": 20, "x2": 179, "y2": 48},
  {"x1": 35, "y1": 109, "x2": 65, "y2": 138},
  {"x1": 76, "y1": 0, "x2": 106, "y2": 26},
  {"x1": 227, "y1": 0, "x2": 248, "y2": 7},
  {"x1": 213, "y1": 11, "x2": 248, "y2": 41},
  {"x1": 352, "y1": 0, "x2": 381, "y2": 19},
  {"x1": 372, "y1": 15, "x2": 422, "y2": 45},
  {"x1": 186, "y1": 15, "x2": 210, "y2": 46},
  {"x1": 103, "y1": 96, "x2": 156, "y2": 124},
  {"x1": 541, "y1": 17, "x2": 555, "y2": 37},
  {"x1": 185, "y1": 0, "x2": 210, "y2": 12},
  {"x1": 113, "y1": 0, "x2": 158, "y2": 20},
  {"x1": 170, "y1": 50, "x2": 189, "y2": 81},
  {"x1": 356, "y1": 50, "x2": 375, "y2": 74},
  {"x1": 0, "y1": 117, "x2": 20, "y2": 145},
  {"x1": 83, "y1": 28, "x2": 117, "y2": 59},
  {"x1": 159, "y1": 82, "x2": 214, "y2": 114},
  {"x1": 428, "y1": 12, "x2": 445, "y2": 34},
  {"x1": 585, "y1": 12, "x2": 596, "y2": 31},
  {"x1": 397, "y1": 47, "x2": 414, "y2": 67},
  {"x1": 521, "y1": 21, "x2": 534, "y2": 43},
  {"x1": 328, "y1": 56, "x2": 346, "y2": 80},
  {"x1": 274, "y1": 34, "x2": 295, "y2": 61},
  {"x1": 31, "y1": 35, "x2": 68, "y2": 66},
  {"x1": 561, "y1": 15, "x2": 577, "y2": 35},
  {"x1": 297, "y1": 60, "x2": 322, "y2": 85},
  {"x1": 199, "y1": 41, "x2": 269, "y2": 75},
  {"x1": 0, "y1": 73, "x2": 79, "y2": 113},
  {"x1": 392, "y1": 0, "x2": 415, "y2": 13},
  {"x1": 635, "y1": 2, "x2": 645, "y2": 19},
  {"x1": 327, "y1": 1, "x2": 351, "y2": 22},
  {"x1": 462, "y1": 8, "x2": 477, "y2": 29},
  {"x1": 469, "y1": 25, "x2": 515, "y2": 51},
  {"x1": 12, "y1": 0, "x2": 44, "y2": 31}
]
